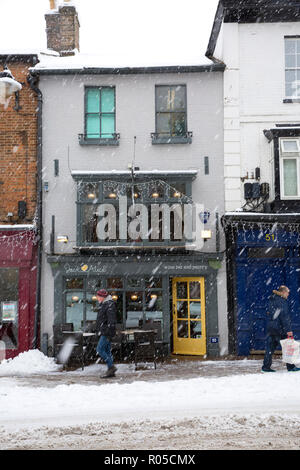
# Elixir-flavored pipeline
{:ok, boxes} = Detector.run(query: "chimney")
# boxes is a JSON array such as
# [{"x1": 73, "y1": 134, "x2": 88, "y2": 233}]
[{"x1": 45, "y1": 0, "x2": 80, "y2": 56}]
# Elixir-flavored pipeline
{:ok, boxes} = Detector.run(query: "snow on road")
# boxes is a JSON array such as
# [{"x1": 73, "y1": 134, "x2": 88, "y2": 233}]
[{"x1": 0, "y1": 350, "x2": 300, "y2": 449}]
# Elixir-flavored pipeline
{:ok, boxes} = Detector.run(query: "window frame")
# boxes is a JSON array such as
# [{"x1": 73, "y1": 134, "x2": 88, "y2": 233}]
[
  {"x1": 76, "y1": 177, "x2": 193, "y2": 247},
  {"x1": 284, "y1": 36, "x2": 300, "y2": 100},
  {"x1": 79, "y1": 86, "x2": 119, "y2": 146},
  {"x1": 152, "y1": 84, "x2": 192, "y2": 144},
  {"x1": 279, "y1": 137, "x2": 300, "y2": 200}
]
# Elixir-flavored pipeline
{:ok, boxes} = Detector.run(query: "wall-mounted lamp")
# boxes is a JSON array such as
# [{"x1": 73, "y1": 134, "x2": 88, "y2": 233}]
[
  {"x1": 71, "y1": 296, "x2": 79, "y2": 302},
  {"x1": 201, "y1": 230, "x2": 212, "y2": 240},
  {"x1": 57, "y1": 235, "x2": 68, "y2": 243},
  {"x1": 87, "y1": 192, "x2": 96, "y2": 199},
  {"x1": 108, "y1": 192, "x2": 117, "y2": 199},
  {"x1": 111, "y1": 294, "x2": 118, "y2": 301},
  {"x1": 131, "y1": 294, "x2": 138, "y2": 301},
  {"x1": 0, "y1": 66, "x2": 22, "y2": 107}
]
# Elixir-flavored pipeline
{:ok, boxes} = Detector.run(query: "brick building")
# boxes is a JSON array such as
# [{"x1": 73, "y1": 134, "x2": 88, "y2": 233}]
[{"x1": 0, "y1": 54, "x2": 40, "y2": 359}]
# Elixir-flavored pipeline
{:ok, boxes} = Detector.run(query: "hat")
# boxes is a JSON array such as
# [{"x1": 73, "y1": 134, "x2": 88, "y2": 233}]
[{"x1": 97, "y1": 289, "x2": 109, "y2": 298}]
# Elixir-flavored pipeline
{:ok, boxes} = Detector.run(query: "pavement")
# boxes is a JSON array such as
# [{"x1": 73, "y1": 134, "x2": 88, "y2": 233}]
[{"x1": 2, "y1": 354, "x2": 280, "y2": 388}]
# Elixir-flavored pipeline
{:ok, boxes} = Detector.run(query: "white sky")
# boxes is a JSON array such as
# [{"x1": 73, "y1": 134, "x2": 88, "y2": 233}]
[{"x1": 0, "y1": 0, "x2": 219, "y2": 65}]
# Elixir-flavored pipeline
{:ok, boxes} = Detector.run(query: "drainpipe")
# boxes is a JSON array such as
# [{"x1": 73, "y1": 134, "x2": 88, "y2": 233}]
[{"x1": 28, "y1": 72, "x2": 43, "y2": 350}]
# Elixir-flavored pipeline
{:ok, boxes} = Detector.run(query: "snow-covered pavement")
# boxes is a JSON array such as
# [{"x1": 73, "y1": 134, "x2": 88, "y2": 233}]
[{"x1": 0, "y1": 350, "x2": 300, "y2": 449}]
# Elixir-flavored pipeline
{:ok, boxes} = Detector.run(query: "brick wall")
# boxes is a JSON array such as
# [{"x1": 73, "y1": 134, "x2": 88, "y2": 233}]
[{"x1": 0, "y1": 59, "x2": 38, "y2": 223}]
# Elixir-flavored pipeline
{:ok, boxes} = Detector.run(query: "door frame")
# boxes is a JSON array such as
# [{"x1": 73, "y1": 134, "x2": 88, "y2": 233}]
[{"x1": 172, "y1": 276, "x2": 206, "y2": 356}]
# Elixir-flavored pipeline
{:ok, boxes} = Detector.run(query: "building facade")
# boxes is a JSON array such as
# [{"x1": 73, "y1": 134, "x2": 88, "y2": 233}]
[
  {"x1": 207, "y1": 0, "x2": 300, "y2": 355},
  {"x1": 0, "y1": 54, "x2": 40, "y2": 359},
  {"x1": 31, "y1": 2, "x2": 227, "y2": 359}
]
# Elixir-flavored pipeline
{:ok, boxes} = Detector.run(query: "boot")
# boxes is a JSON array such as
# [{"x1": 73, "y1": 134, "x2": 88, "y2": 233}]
[{"x1": 100, "y1": 365, "x2": 117, "y2": 378}]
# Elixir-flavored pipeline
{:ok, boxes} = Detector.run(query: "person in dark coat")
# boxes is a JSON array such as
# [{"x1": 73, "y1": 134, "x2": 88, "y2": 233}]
[
  {"x1": 262, "y1": 285, "x2": 300, "y2": 372},
  {"x1": 95, "y1": 289, "x2": 117, "y2": 378}
]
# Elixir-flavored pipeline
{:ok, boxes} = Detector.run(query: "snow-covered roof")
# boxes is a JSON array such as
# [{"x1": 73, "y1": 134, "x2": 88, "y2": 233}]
[
  {"x1": 33, "y1": 51, "x2": 214, "y2": 73},
  {"x1": 0, "y1": 0, "x2": 220, "y2": 72}
]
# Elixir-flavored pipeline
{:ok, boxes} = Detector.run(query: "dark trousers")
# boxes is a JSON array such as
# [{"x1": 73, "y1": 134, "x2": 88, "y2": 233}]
[
  {"x1": 263, "y1": 334, "x2": 296, "y2": 371},
  {"x1": 96, "y1": 335, "x2": 114, "y2": 369}
]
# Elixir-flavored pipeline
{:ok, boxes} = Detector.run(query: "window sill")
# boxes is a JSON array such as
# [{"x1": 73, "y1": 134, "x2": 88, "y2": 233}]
[
  {"x1": 283, "y1": 99, "x2": 300, "y2": 104},
  {"x1": 78, "y1": 133, "x2": 120, "y2": 146},
  {"x1": 151, "y1": 132, "x2": 193, "y2": 145}
]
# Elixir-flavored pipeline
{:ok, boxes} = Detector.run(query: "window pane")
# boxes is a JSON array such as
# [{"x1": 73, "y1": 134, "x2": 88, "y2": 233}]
[
  {"x1": 66, "y1": 292, "x2": 84, "y2": 331},
  {"x1": 126, "y1": 292, "x2": 143, "y2": 328},
  {"x1": 177, "y1": 301, "x2": 188, "y2": 318},
  {"x1": 189, "y1": 281, "x2": 200, "y2": 299},
  {"x1": 190, "y1": 301, "x2": 201, "y2": 319},
  {"x1": 283, "y1": 159, "x2": 298, "y2": 196},
  {"x1": 82, "y1": 205, "x2": 98, "y2": 243},
  {"x1": 177, "y1": 320, "x2": 188, "y2": 338},
  {"x1": 156, "y1": 86, "x2": 186, "y2": 112},
  {"x1": 101, "y1": 114, "x2": 115, "y2": 137},
  {"x1": 101, "y1": 88, "x2": 115, "y2": 113},
  {"x1": 65, "y1": 278, "x2": 84, "y2": 290},
  {"x1": 156, "y1": 112, "x2": 172, "y2": 135},
  {"x1": 172, "y1": 113, "x2": 186, "y2": 135},
  {"x1": 86, "y1": 89, "x2": 100, "y2": 113},
  {"x1": 108, "y1": 292, "x2": 123, "y2": 323},
  {"x1": 190, "y1": 320, "x2": 202, "y2": 339},
  {"x1": 286, "y1": 54, "x2": 296, "y2": 68},
  {"x1": 79, "y1": 182, "x2": 99, "y2": 201},
  {"x1": 86, "y1": 115, "x2": 100, "y2": 138},
  {"x1": 285, "y1": 39, "x2": 296, "y2": 55},
  {"x1": 145, "y1": 277, "x2": 162, "y2": 289},
  {"x1": 170, "y1": 182, "x2": 186, "y2": 198},
  {"x1": 286, "y1": 81, "x2": 294, "y2": 97},
  {"x1": 0, "y1": 269, "x2": 19, "y2": 350},
  {"x1": 107, "y1": 278, "x2": 123, "y2": 289},
  {"x1": 173, "y1": 85, "x2": 186, "y2": 111},
  {"x1": 282, "y1": 140, "x2": 299, "y2": 152},
  {"x1": 177, "y1": 281, "x2": 187, "y2": 299},
  {"x1": 85, "y1": 293, "x2": 98, "y2": 321}
]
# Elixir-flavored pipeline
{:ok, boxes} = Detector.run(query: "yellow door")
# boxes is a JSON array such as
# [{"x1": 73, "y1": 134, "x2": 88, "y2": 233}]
[{"x1": 172, "y1": 277, "x2": 206, "y2": 355}]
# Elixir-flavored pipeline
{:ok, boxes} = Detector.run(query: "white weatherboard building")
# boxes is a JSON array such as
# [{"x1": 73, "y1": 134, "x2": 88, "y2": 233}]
[{"x1": 206, "y1": 0, "x2": 300, "y2": 356}]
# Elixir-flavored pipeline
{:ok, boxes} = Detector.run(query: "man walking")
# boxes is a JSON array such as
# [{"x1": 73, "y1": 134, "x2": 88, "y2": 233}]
[
  {"x1": 95, "y1": 289, "x2": 117, "y2": 378},
  {"x1": 262, "y1": 285, "x2": 300, "y2": 373}
]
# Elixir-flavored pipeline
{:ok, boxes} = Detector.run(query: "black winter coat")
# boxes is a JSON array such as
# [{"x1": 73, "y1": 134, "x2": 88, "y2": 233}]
[
  {"x1": 96, "y1": 298, "x2": 117, "y2": 339},
  {"x1": 266, "y1": 291, "x2": 292, "y2": 336}
]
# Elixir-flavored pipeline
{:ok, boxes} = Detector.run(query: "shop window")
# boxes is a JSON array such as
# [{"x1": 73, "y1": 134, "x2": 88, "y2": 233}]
[
  {"x1": 0, "y1": 268, "x2": 18, "y2": 350},
  {"x1": 107, "y1": 291, "x2": 123, "y2": 323},
  {"x1": 107, "y1": 277, "x2": 123, "y2": 289},
  {"x1": 85, "y1": 293, "x2": 98, "y2": 321},
  {"x1": 66, "y1": 292, "x2": 84, "y2": 331},
  {"x1": 65, "y1": 278, "x2": 84, "y2": 290}
]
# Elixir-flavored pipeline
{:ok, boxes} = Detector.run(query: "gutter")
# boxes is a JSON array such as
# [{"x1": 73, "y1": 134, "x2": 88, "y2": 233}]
[
  {"x1": 27, "y1": 72, "x2": 43, "y2": 350},
  {"x1": 30, "y1": 63, "x2": 226, "y2": 76}
]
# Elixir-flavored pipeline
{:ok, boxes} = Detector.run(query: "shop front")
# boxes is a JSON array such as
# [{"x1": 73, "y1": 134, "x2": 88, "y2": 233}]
[
  {"x1": 47, "y1": 253, "x2": 222, "y2": 358},
  {"x1": 223, "y1": 214, "x2": 300, "y2": 356},
  {"x1": 0, "y1": 227, "x2": 37, "y2": 359}
]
